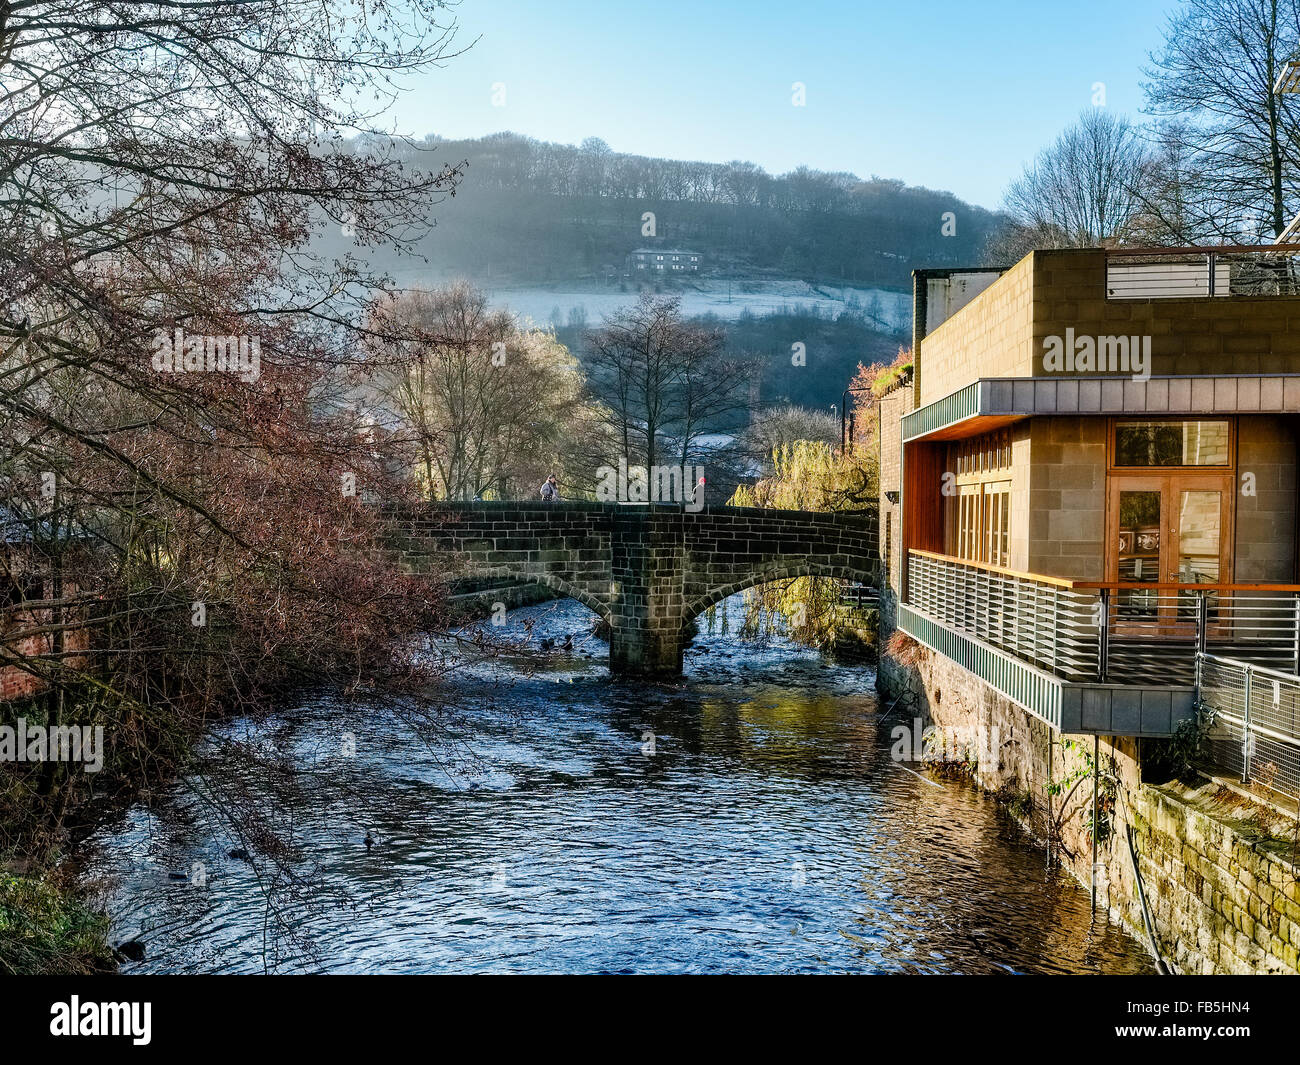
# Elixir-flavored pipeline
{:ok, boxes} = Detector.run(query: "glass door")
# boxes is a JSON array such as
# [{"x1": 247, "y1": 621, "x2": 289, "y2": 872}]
[
  {"x1": 1172, "y1": 481, "x2": 1228, "y2": 628},
  {"x1": 1112, "y1": 477, "x2": 1164, "y2": 630},
  {"x1": 1107, "y1": 473, "x2": 1231, "y2": 636}
]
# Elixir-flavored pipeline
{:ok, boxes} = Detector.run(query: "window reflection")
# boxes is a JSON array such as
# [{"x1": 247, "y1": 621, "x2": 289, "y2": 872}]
[{"x1": 1114, "y1": 421, "x2": 1229, "y2": 467}]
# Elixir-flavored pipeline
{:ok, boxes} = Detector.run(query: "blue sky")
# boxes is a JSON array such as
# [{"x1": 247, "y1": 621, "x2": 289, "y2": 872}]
[{"x1": 384, "y1": 0, "x2": 1176, "y2": 210}]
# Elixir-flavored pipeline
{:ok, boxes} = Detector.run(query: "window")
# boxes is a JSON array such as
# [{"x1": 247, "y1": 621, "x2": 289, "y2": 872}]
[
  {"x1": 984, "y1": 482, "x2": 1010, "y2": 566},
  {"x1": 956, "y1": 484, "x2": 981, "y2": 559},
  {"x1": 952, "y1": 429, "x2": 1010, "y2": 477},
  {"x1": 948, "y1": 480, "x2": 1010, "y2": 566},
  {"x1": 944, "y1": 429, "x2": 1012, "y2": 566},
  {"x1": 883, "y1": 512, "x2": 892, "y2": 584},
  {"x1": 1114, "y1": 420, "x2": 1230, "y2": 467},
  {"x1": 2, "y1": 569, "x2": 42, "y2": 618}
]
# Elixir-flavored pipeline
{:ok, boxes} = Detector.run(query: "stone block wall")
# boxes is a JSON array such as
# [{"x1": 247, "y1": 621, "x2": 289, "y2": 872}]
[
  {"x1": 609, "y1": 508, "x2": 689, "y2": 674},
  {"x1": 877, "y1": 388, "x2": 912, "y2": 621},
  {"x1": 1006, "y1": 421, "x2": 1033, "y2": 572},
  {"x1": 389, "y1": 502, "x2": 878, "y2": 676},
  {"x1": 877, "y1": 647, "x2": 1300, "y2": 974},
  {"x1": 393, "y1": 501, "x2": 616, "y2": 620},
  {"x1": 1125, "y1": 783, "x2": 1300, "y2": 974},
  {"x1": 1236, "y1": 416, "x2": 1299, "y2": 582},
  {"x1": 1026, "y1": 417, "x2": 1108, "y2": 581},
  {"x1": 1033, "y1": 249, "x2": 1300, "y2": 378},
  {"x1": 918, "y1": 254, "x2": 1036, "y2": 406}
]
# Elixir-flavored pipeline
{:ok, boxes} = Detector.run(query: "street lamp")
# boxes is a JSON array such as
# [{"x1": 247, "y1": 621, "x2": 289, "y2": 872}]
[{"x1": 840, "y1": 386, "x2": 872, "y2": 453}]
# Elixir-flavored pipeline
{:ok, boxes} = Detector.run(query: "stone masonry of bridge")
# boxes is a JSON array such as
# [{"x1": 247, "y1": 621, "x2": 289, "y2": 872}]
[{"x1": 384, "y1": 502, "x2": 879, "y2": 676}]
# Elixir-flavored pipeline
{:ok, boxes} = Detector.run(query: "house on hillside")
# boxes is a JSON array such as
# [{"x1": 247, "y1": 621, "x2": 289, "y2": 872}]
[{"x1": 628, "y1": 248, "x2": 703, "y2": 274}]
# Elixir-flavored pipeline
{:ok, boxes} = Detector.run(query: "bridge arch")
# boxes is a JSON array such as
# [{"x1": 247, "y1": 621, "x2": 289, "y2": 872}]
[
  {"x1": 456, "y1": 566, "x2": 612, "y2": 622},
  {"x1": 680, "y1": 562, "x2": 879, "y2": 629}
]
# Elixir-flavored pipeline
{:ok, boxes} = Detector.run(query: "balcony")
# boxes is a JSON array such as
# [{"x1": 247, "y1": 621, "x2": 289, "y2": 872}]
[{"x1": 899, "y1": 549, "x2": 1300, "y2": 737}]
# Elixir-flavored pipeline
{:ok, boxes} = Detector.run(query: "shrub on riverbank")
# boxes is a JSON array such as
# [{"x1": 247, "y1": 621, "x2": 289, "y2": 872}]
[{"x1": 0, "y1": 871, "x2": 113, "y2": 975}]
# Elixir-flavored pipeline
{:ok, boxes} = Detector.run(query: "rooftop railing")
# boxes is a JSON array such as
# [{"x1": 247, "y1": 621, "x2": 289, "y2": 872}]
[
  {"x1": 1105, "y1": 244, "x2": 1300, "y2": 299},
  {"x1": 906, "y1": 549, "x2": 1300, "y2": 687}
]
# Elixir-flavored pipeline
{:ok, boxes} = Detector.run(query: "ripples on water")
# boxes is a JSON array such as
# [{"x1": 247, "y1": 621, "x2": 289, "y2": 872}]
[{"x1": 81, "y1": 597, "x2": 1153, "y2": 974}]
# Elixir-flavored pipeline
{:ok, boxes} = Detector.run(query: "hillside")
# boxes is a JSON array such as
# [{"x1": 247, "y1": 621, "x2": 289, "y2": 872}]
[
  {"x1": 334, "y1": 132, "x2": 1000, "y2": 411},
  {"x1": 354, "y1": 131, "x2": 1004, "y2": 289}
]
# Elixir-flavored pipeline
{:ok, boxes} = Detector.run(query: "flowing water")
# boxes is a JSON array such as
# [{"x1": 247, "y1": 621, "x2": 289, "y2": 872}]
[{"x1": 80, "y1": 597, "x2": 1153, "y2": 974}]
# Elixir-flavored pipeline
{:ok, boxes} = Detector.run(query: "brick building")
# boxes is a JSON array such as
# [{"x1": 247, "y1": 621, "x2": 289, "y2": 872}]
[{"x1": 1, "y1": 506, "x2": 84, "y2": 701}]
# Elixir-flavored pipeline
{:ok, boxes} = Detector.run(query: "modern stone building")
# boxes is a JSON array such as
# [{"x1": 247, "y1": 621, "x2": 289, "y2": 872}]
[{"x1": 877, "y1": 246, "x2": 1300, "y2": 974}]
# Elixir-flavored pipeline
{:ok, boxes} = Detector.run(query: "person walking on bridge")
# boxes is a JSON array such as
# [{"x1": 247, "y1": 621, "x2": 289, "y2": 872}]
[{"x1": 540, "y1": 474, "x2": 560, "y2": 503}]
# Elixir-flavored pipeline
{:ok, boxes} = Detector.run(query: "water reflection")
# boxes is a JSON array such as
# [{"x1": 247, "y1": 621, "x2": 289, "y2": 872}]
[{"x1": 80, "y1": 596, "x2": 1153, "y2": 974}]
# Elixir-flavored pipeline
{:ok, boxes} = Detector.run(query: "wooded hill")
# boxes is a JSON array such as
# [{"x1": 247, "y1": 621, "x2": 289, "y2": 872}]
[{"x1": 351, "y1": 132, "x2": 1006, "y2": 288}]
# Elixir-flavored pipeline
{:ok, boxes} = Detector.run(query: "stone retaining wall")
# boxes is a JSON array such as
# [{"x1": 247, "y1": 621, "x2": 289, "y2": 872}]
[{"x1": 878, "y1": 624, "x2": 1300, "y2": 974}]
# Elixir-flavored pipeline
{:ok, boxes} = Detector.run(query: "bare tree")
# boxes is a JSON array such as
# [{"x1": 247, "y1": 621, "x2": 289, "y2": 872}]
[
  {"x1": 583, "y1": 294, "x2": 752, "y2": 476},
  {"x1": 991, "y1": 109, "x2": 1150, "y2": 260},
  {"x1": 1123, "y1": 121, "x2": 1225, "y2": 244},
  {"x1": 0, "y1": 1, "x2": 471, "y2": 856},
  {"x1": 1144, "y1": 0, "x2": 1300, "y2": 239},
  {"x1": 742, "y1": 404, "x2": 839, "y2": 474},
  {"x1": 372, "y1": 284, "x2": 611, "y2": 500}
]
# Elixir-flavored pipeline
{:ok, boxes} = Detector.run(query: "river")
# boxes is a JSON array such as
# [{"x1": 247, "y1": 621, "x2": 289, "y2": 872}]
[{"x1": 79, "y1": 596, "x2": 1153, "y2": 974}]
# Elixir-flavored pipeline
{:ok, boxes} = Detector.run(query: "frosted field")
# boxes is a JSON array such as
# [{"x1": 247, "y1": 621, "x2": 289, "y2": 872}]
[
  {"x1": 489, "y1": 280, "x2": 910, "y2": 332},
  {"x1": 388, "y1": 275, "x2": 910, "y2": 333}
]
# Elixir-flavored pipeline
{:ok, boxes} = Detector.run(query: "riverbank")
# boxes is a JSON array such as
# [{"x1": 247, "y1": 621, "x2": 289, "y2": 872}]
[
  {"x1": 0, "y1": 868, "x2": 113, "y2": 974},
  {"x1": 0, "y1": 685, "x2": 126, "y2": 973}
]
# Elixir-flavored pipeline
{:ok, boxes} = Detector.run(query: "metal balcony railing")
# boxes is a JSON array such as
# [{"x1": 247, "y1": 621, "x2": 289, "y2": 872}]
[
  {"x1": 1197, "y1": 653, "x2": 1300, "y2": 806},
  {"x1": 907, "y1": 550, "x2": 1101, "y2": 680},
  {"x1": 1106, "y1": 244, "x2": 1300, "y2": 299},
  {"x1": 906, "y1": 550, "x2": 1300, "y2": 686}
]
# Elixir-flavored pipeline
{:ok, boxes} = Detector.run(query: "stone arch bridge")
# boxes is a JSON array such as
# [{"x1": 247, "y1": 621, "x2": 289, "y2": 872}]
[{"x1": 385, "y1": 502, "x2": 878, "y2": 677}]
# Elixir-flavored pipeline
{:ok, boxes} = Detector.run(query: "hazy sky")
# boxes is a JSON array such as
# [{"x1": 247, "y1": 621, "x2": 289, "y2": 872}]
[{"x1": 382, "y1": 0, "x2": 1176, "y2": 210}]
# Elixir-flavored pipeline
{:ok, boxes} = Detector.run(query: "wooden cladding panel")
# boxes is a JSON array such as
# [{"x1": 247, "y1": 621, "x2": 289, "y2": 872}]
[{"x1": 904, "y1": 441, "x2": 946, "y2": 554}]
